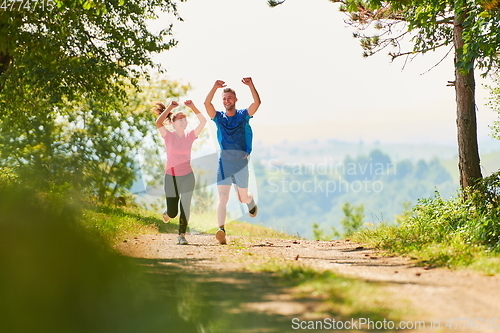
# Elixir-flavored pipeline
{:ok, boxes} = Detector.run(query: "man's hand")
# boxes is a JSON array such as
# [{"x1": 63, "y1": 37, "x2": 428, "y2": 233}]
[
  {"x1": 241, "y1": 77, "x2": 254, "y2": 86},
  {"x1": 214, "y1": 80, "x2": 226, "y2": 89}
]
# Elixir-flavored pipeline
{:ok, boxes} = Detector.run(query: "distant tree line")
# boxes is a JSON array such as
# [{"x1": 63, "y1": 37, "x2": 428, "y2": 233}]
[{"x1": 249, "y1": 149, "x2": 457, "y2": 239}]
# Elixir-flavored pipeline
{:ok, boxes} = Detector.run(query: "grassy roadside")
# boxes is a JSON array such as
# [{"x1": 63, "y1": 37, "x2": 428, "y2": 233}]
[
  {"x1": 350, "y1": 183, "x2": 500, "y2": 276},
  {"x1": 80, "y1": 203, "x2": 163, "y2": 246},
  {"x1": 352, "y1": 224, "x2": 500, "y2": 276}
]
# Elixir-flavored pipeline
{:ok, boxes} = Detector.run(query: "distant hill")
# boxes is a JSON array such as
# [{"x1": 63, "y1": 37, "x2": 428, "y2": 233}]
[
  {"x1": 253, "y1": 138, "x2": 499, "y2": 170},
  {"x1": 253, "y1": 139, "x2": 461, "y2": 164},
  {"x1": 441, "y1": 150, "x2": 500, "y2": 183}
]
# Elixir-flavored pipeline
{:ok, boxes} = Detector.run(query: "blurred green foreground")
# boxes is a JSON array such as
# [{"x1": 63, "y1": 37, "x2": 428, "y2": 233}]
[
  {"x1": 0, "y1": 183, "x2": 306, "y2": 333},
  {"x1": 0, "y1": 184, "x2": 196, "y2": 333}
]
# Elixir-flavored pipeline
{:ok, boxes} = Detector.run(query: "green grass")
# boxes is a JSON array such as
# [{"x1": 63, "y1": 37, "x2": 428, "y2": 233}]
[
  {"x1": 351, "y1": 186, "x2": 500, "y2": 275},
  {"x1": 188, "y1": 211, "x2": 300, "y2": 240},
  {"x1": 186, "y1": 210, "x2": 217, "y2": 233},
  {"x1": 353, "y1": 225, "x2": 484, "y2": 268},
  {"x1": 81, "y1": 194, "x2": 500, "y2": 278},
  {"x1": 468, "y1": 256, "x2": 500, "y2": 276},
  {"x1": 80, "y1": 204, "x2": 163, "y2": 245},
  {"x1": 354, "y1": 225, "x2": 500, "y2": 275}
]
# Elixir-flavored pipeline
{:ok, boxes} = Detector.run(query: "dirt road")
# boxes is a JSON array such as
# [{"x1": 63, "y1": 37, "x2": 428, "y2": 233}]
[{"x1": 117, "y1": 232, "x2": 500, "y2": 333}]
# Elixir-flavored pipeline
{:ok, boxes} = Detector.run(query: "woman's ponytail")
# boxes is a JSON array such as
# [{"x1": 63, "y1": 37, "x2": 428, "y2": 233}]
[{"x1": 151, "y1": 102, "x2": 173, "y2": 122}]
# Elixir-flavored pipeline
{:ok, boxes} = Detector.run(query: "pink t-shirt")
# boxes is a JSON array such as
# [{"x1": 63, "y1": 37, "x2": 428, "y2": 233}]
[{"x1": 163, "y1": 130, "x2": 197, "y2": 176}]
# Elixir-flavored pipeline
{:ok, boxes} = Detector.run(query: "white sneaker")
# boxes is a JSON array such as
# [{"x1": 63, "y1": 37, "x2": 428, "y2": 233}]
[{"x1": 177, "y1": 235, "x2": 188, "y2": 245}]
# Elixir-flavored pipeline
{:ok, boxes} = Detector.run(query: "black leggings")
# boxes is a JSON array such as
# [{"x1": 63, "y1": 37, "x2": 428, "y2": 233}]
[{"x1": 164, "y1": 172, "x2": 195, "y2": 234}]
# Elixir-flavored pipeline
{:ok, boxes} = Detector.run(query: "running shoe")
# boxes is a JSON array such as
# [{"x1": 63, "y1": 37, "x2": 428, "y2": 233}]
[
  {"x1": 215, "y1": 227, "x2": 226, "y2": 245},
  {"x1": 248, "y1": 200, "x2": 258, "y2": 218},
  {"x1": 177, "y1": 235, "x2": 188, "y2": 245}
]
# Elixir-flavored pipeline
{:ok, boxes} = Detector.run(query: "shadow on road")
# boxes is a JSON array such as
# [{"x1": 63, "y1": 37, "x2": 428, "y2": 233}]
[{"x1": 134, "y1": 257, "x2": 401, "y2": 333}]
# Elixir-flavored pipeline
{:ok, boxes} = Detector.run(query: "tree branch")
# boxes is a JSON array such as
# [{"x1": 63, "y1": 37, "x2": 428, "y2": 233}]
[{"x1": 389, "y1": 41, "x2": 451, "y2": 61}]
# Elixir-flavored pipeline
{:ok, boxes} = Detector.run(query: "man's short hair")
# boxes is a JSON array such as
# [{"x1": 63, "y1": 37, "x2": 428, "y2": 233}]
[{"x1": 223, "y1": 88, "x2": 236, "y2": 97}]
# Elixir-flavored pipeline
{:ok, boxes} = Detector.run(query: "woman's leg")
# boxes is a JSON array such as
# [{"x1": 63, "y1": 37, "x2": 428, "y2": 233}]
[
  {"x1": 177, "y1": 172, "x2": 195, "y2": 235},
  {"x1": 164, "y1": 174, "x2": 180, "y2": 219}
]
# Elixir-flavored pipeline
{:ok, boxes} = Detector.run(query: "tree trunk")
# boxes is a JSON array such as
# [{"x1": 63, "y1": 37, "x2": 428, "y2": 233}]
[
  {"x1": 0, "y1": 51, "x2": 11, "y2": 91},
  {"x1": 453, "y1": 10, "x2": 482, "y2": 190}
]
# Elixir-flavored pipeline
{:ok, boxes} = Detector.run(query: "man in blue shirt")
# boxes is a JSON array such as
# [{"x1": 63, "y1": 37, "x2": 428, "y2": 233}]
[{"x1": 204, "y1": 77, "x2": 261, "y2": 244}]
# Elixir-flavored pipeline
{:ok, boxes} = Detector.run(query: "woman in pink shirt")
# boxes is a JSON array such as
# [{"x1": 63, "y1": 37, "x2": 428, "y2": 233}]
[{"x1": 152, "y1": 100, "x2": 207, "y2": 245}]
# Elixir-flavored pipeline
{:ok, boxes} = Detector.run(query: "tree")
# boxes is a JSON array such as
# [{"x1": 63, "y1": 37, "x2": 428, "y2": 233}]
[
  {"x1": 0, "y1": 0, "x2": 183, "y2": 120},
  {"x1": 312, "y1": 202, "x2": 365, "y2": 240},
  {"x1": 339, "y1": 202, "x2": 365, "y2": 236},
  {"x1": 0, "y1": 74, "x2": 189, "y2": 202},
  {"x1": 0, "y1": 0, "x2": 187, "y2": 200},
  {"x1": 268, "y1": 0, "x2": 500, "y2": 190}
]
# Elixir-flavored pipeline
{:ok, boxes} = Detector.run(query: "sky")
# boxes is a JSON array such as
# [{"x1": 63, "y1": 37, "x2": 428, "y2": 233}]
[{"x1": 151, "y1": 0, "x2": 500, "y2": 150}]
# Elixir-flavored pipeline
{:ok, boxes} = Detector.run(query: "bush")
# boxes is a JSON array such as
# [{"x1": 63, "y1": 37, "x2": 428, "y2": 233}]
[
  {"x1": 398, "y1": 172, "x2": 500, "y2": 250},
  {"x1": 355, "y1": 172, "x2": 500, "y2": 268},
  {"x1": 0, "y1": 167, "x2": 19, "y2": 190}
]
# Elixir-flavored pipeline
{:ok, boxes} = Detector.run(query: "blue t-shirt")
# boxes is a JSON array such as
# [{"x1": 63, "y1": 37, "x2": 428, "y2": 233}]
[{"x1": 213, "y1": 109, "x2": 253, "y2": 159}]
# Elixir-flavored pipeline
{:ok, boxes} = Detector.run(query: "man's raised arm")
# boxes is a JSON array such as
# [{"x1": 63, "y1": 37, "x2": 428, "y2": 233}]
[
  {"x1": 242, "y1": 77, "x2": 261, "y2": 116},
  {"x1": 204, "y1": 80, "x2": 226, "y2": 119}
]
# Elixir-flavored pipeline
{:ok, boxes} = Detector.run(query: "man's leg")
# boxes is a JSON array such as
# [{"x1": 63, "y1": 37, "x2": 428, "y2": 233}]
[
  {"x1": 216, "y1": 184, "x2": 231, "y2": 244},
  {"x1": 217, "y1": 184, "x2": 231, "y2": 227},
  {"x1": 236, "y1": 186, "x2": 252, "y2": 204},
  {"x1": 233, "y1": 159, "x2": 258, "y2": 217},
  {"x1": 236, "y1": 187, "x2": 258, "y2": 217}
]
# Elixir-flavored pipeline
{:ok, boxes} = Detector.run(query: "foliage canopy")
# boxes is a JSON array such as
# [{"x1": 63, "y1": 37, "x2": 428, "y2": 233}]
[
  {"x1": 0, "y1": 0, "x2": 184, "y2": 119},
  {"x1": 0, "y1": 1, "x2": 189, "y2": 202}
]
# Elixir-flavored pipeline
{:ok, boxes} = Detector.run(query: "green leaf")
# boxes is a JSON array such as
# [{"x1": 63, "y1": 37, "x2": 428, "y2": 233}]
[{"x1": 83, "y1": 0, "x2": 94, "y2": 10}]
